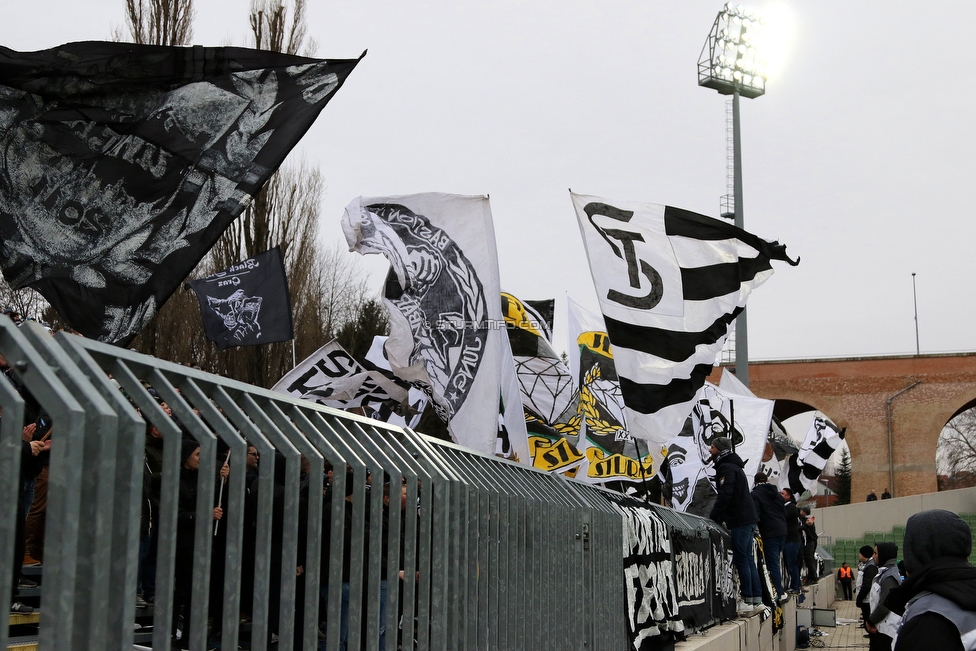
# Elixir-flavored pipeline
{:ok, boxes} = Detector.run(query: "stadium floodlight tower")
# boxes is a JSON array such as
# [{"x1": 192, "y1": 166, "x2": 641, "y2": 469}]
[{"x1": 698, "y1": 2, "x2": 767, "y2": 387}]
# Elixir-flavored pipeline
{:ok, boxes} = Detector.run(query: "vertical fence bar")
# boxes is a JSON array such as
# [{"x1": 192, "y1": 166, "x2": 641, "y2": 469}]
[{"x1": 0, "y1": 358, "x2": 24, "y2": 651}]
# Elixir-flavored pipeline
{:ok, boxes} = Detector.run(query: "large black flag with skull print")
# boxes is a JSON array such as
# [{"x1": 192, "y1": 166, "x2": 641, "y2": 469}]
[
  {"x1": 186, "y1": 246, "x2": 292, "y2": 349},
  {"x1": 0, "y1": 41, "x2": 362, "y2": 344}
]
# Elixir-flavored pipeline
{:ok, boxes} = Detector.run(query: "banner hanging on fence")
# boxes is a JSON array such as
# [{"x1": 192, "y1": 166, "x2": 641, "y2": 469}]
[
  {"x1": 615, "y1": 499, "x2": 683, "y2": 650},
  {"x1": 0, "y1": 41, "x2": 362, "y2": 344},
  {"x1": 672, "y1": 531, "x2": 712, "y2": 629},
  {"x1": 342, "y1": 193, "x2": 510, "y2": 456},
  {"x1": 186, "y1": 247, "x2": 293, "y2": 349}
]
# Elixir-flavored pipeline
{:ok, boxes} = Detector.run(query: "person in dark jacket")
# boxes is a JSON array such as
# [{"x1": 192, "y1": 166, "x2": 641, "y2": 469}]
[
  {"x1": 173, "y1": 440, "x2": 224, "y2": 649},
  {"x1": 708, "y1": 436, "x2": 762, "y2": 612},
  {"x1": 857, "y1": 544, "x2": 880, "y2": 625},
  {"x1": 867, "y1": 542, "x2": 902, "y2": 651},
  {"x1": 781, "y1": 488, "x2": 803, "y2": 594},
  {"x1": 751, "y1": 472, "x2": 787, "y2": 600},
  {"x1": 886, "y1": 509, "x2": 976, "y2": 651},
  {"x1": 800, "y1": 507, "x2": 819, "y2": 584}
]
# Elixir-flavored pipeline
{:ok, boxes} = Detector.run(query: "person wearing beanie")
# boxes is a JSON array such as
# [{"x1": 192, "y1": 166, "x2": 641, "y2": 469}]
[
  {"x1": 886, "y1": 509, "x2": 976, "y2": 651},
  {"x1": 708, "y1": 436, "x2": 762, "y2": 614},
  {"x1": 867, "y1": 542, "x2": 903, "y2": 651},
  {"x1": 751, "y1": 472, "x2": 788, "y2": 601},
  {"x1": 857, "y1": 544, "x2": 880, "y2": 625}
]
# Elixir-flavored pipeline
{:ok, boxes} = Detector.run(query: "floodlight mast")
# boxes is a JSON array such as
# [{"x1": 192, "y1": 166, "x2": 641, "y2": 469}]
[{"x1": 698, "y1": 3, "x2": 767, "y2": 387}]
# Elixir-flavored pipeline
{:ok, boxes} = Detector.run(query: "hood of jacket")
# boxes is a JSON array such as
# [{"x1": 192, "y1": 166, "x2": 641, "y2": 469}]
[{"x1": 886, "y1": 556, "x2": 976, "y2": 615}]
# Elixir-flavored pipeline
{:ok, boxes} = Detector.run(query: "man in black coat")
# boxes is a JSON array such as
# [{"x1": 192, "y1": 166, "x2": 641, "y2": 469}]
[
  {"x1": 781, "y1": 488, "x2": 803, "y2": 594},
  {"x1": 799, "y1": 507, "x2": 819, "y2": 584},
  {"x1": 708, "y1": 436, "x2": 762, "y2": 613},
  {"x1": 886, "y1": 510, "x2": 976, "y2": 651},
  {"x1": 751, "y1": 472, "x2": 787, "y2": 600},
  {"x1": 856, "y1": 544, "x2": 879, "y2": 625}
]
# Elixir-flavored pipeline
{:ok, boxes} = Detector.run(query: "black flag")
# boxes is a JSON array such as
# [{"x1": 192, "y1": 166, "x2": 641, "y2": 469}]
[
  {"x1": 0, "y1": 41, "x2": 362, "y2": 344},
  {"x1": 186, "y1": 247, "x2": 292, "y2": 350}
]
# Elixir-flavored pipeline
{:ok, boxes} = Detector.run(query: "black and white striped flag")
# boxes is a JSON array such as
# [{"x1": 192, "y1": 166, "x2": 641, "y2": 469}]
[
  {"x1": 571, "y1": 192, "x2": 798, "y2": 469},
  {"x1": 783, "y1": 413, "x2": 846, "y2": 495}
]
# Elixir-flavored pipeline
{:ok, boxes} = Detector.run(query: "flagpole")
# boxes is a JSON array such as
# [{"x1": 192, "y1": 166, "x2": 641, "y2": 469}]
[
  {"x1": 292, "y1": 338, "x2": 296, "y2": 368},
  {"x1": 912, "y1": 273, "x2": 920, "y2": 355}
]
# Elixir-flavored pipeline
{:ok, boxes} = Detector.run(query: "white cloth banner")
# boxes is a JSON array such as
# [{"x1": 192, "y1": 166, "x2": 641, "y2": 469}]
[
  {"x1": 272, "y1": 339, "x2": 406, "y2": 409},
  {"x1": 663, "y1": 381, "x2": 772, "y2": 515},
  {"x1": 342, "y1": 193, "x2": 508, "y2": 455},
  {"x1": 364, "y1": 335, "x2": 428, "y2": 429}
]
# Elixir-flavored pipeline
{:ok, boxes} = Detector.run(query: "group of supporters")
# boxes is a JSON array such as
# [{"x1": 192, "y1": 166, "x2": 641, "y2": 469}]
[
  {"x1": 139, "y1": 393, "x2": 415, "y2": 650},
  {"x1": 850, "y1": 510, "x2": 976, "y2": 651},
  {"x1": 703, "y1": 434, "x2": 976, "y2": 651},
  {"x1": 704, "y1": 436, "x2": 822, "y2": 614},
  {"x1": 2, "y1": 318, "x2": 412, "y2": 651}
]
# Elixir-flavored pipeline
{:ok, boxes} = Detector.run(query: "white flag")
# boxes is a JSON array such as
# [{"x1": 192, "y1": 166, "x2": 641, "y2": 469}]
[
  {"x1": 272, "y1": 339, "x2": 406, "y2": 410},
  {"x1": 572, "y1": 192, "x2": 797, "y2": 471},
  {"x1": 342, "y1": 193, "x2": 506, "y2": 455}
]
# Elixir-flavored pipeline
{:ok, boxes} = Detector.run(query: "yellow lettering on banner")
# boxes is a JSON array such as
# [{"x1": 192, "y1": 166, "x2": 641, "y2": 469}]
[
  {"x1": 585, "y1": 447, "x2": 654, "y2": 480},
  {"x1": 577, "y1": 331, "x2": 614, "y2": 359},
  {"x1": 529, "y1": 436, "x2": 584, "y2": 472},
  {"x1": 501, "y1": 292, "x2": 543, "y2": 337}
]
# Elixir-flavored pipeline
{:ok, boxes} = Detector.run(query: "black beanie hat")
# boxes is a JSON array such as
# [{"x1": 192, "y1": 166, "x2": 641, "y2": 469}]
[
  {"x1": 180, "y1": 439, "x2": 200, "y2": 468},
  {"x1": 903, "y1": 509, "x2": 972, "y2": 574},
  {"x1": 712, "y1": 437, "x2": 733, "y2": 452},
  {"x1": 859, "y1": 545, "x2": 874, "y2": 560},
  {"x1": 876, "y1": 542, "x2": 898, "y2": 566}
]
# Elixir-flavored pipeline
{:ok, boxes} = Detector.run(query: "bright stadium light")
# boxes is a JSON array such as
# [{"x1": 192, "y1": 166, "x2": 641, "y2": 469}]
[
  {"x1": 698, "y1": 3, "x2": 771, "y2": 387},
  {"x1": 698, "y1": 3, "x2": 768, "y2": 99}
]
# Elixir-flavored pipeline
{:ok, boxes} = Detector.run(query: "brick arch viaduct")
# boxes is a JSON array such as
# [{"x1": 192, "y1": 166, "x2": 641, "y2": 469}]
[{"x1": 709, "y1": 353, "x2": 976, "y2": 498}]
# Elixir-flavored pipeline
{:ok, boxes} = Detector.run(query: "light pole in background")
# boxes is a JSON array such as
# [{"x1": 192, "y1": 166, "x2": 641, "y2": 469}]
[{"x1": 698, "y1": 3, "x2": 767, "y2": 387}]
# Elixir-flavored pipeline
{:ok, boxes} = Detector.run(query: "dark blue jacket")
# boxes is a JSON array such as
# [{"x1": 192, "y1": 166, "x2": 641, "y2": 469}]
[
  {"x1": 750, "y1": 482, "x2": 788, "y2": 539},
  {"x1": 708, "y1": 450, "x2": 759, "y2": 528}
]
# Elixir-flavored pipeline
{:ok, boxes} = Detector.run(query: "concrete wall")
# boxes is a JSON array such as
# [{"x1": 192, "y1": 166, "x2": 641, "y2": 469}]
[
  {"x1": 674, "y1": 599, "x2": 795, "y2": 651},
  {"x1": 811, "y1": 486, "x2": 976, "y2": 541}
]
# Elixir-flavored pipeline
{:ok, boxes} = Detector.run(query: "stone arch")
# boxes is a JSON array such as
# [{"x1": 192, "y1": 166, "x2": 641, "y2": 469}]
[
  {"x1": 742, "y1": 353, "x2": 976, "y2": 498},
  {"x1": 936, "y1": 394, "x2": 976, "y2": 490}
]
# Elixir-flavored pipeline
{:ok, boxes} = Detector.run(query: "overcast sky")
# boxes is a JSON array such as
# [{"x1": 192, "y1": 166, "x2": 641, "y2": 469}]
[{"x1": 5, "y1": 1, "x2": 975, "y2": 361}]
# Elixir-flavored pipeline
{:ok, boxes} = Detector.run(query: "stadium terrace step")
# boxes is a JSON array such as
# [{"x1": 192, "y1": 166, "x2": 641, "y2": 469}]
[
  {"x1": 7, "y1": 612, "x2": 39, "y2": 627},
  {"x1": 5, "y1": 635, "x2": 37, "y2": 651}
]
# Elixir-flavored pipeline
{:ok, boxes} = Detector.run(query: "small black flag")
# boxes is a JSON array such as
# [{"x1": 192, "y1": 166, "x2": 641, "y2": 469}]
[{"x1": 186, "y1": 247, "x2": 293, "y2": 350}]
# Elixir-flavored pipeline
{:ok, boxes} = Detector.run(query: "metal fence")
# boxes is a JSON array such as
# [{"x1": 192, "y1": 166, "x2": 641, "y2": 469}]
[{"x1": 1, "y1": 319, "x2": 636, "y2": 651}]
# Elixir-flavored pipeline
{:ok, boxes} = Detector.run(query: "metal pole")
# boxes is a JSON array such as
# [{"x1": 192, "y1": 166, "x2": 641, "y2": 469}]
[
  {"x1": 912, "y1": 273, "x2": 920, "y2": 355},
  {"x1": 732, "y1": 89, "x2": 749, "y2": 386}
]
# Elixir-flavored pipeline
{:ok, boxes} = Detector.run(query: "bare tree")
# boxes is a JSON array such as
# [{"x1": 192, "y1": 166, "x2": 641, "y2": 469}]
[
  {"x1": 938, "y1": 408, "x2": 976, "y2": 477},
  {"x1": 117, "y1": 0, "x2": 194, "y2": 46},
  {"x1": 120, "y1": 0, "x2": 380, "y2": 387},
  {"x1": 249, "y1": 0, "x2": 315, "y2": 56}
]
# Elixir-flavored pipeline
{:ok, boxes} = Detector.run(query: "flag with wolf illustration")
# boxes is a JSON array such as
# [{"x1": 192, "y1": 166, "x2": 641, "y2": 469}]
[
  {"x1": 0, "y1": 41, "x2": 362, "y2": 344},
  {"x1": 342, "y1": 193, "x2": 523, "y2": 456},
  {"x1": 186, "y1": 246, "x2": 292, "y2": 349}
]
